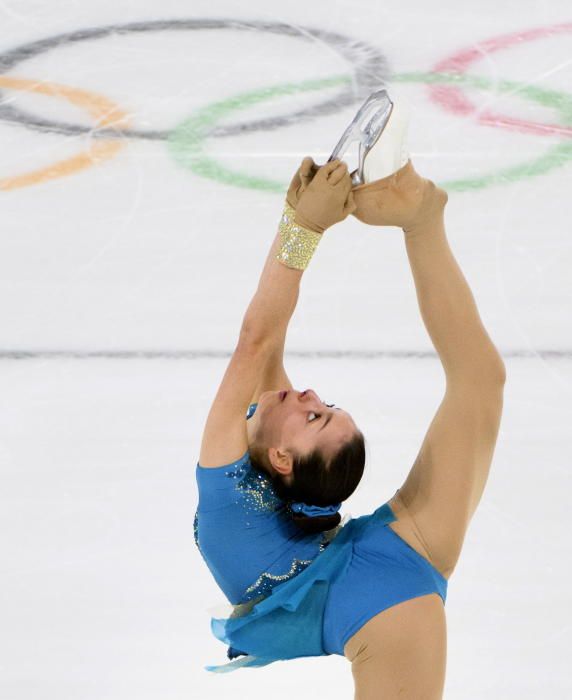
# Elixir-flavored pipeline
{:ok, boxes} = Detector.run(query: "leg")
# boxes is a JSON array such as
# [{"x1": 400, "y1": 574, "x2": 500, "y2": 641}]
[
  {"x1": 344, "y1": 594, "x2": 447, "y2": 700},
  {"x1": 353, "y1": 159, "x2": 504, "y2": 579}
]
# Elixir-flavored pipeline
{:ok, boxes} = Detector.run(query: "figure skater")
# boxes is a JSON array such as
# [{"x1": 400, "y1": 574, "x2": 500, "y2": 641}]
[{"x1": 194, "y1": 91, "x2": 506, "y2": 699}]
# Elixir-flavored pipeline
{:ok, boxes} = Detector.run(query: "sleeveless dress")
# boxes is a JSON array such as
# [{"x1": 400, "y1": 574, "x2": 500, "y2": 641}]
[{"x1": 194, "y1": 403, "x2": 447, "y2": 672}]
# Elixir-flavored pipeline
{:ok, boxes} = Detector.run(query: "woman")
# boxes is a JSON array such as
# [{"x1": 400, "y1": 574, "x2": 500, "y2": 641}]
[{"x1": 194, "y1": 92, "x2": 506, "y2": 698}]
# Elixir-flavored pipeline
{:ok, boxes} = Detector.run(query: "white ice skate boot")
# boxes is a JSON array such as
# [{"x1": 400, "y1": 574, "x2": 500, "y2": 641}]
[{"x1": 328, "y1": 89, "x2": 410, "y2": 185}]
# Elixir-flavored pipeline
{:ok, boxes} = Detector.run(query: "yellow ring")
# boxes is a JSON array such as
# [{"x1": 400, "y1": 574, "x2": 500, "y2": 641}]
[{"x1": 0, "y1": 76, "x2": 130, "y2": 191}]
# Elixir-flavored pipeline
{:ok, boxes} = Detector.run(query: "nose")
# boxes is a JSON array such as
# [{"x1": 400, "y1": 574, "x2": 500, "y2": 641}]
[{"x1": 299, "y1": 389, "x2": 318, "y2": 401}]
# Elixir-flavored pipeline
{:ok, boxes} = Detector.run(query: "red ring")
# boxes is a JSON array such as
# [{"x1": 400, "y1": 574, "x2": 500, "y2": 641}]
[{"x1": 429, "y1": 23, "x2": 572, "y2": 137}]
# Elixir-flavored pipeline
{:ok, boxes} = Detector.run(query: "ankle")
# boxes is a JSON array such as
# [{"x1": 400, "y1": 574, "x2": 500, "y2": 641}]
[{"x1": 402, "y1": 182, "x2": 448, "y2": 238}]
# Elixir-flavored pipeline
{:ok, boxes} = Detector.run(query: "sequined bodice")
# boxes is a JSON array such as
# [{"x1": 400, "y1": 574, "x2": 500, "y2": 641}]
[{"x1": 194, "y1": 403, "x2": 335, "y2": 605}]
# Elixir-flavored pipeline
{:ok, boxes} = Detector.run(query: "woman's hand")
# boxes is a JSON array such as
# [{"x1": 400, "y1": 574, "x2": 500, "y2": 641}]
[
  {"x1": 286, "y1": 156, "x2": 319, "y2": 209},
  {"x1": 293, "y1": 159, "x2": 356, "y2": 234}
]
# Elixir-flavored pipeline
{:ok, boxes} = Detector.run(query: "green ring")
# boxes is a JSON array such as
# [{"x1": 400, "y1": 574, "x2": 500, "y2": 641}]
[
  {"x1": 168, "y1": 75, "x2": 351, "y2": 193},
  {"x1": 168, "y1": 71, "x2": 572, "y2": 193}
]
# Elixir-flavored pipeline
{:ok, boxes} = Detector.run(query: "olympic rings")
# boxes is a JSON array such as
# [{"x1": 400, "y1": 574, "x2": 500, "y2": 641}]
[
  {"x1": 0, "y1": 77, "x2": 129, "y2": 191},
  {"x1": 169, "y1": 75, "x2": 351, "y2": 193},
  {"x1": 430, "y1": 23, "x2": 572, "y2": 137},
  {"x1": 169, "y1": 71, "x2": 572, "y2": 193},
  {"x1": 2, "y1": 20, "x2": 571, "y2": 193},
  {"x1": 0, "y1": 19, "x2": 388, "y2": 141}
]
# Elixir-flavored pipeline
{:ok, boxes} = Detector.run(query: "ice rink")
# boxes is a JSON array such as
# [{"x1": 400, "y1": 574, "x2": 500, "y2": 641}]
[{"x1": 1, "y1": 1, "x2": 571, "y2": 698}]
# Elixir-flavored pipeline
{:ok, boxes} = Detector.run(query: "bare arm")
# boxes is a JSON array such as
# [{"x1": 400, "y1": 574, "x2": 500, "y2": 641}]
[
  {"x1": 199, "y1": 161, "x2": 351, "y2": 467},
  {"x1": 242, "y1": 159, "x2": 352, "y2": 347},
  {"x1": 241, "y1": 230, "x2": 303, "y2": 346}
]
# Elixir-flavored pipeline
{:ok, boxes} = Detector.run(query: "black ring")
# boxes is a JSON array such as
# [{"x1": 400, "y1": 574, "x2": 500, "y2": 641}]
[{"x1": 0, "y1": 18, "x2": 390, "y2": 141}]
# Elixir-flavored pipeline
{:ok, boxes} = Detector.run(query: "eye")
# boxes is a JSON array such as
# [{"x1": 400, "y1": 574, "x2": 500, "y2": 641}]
[{"x1": 308, "y1": 403, "x2": 337, "y2": 423}]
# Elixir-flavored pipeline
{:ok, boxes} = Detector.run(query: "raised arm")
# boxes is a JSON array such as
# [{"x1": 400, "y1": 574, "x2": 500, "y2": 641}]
[
  {"x1": 242, "y1": 159, "x2": 353, "y2": 345},
  {"x1": 198, "y1": 159, "x2": 354, "y2": 468}
]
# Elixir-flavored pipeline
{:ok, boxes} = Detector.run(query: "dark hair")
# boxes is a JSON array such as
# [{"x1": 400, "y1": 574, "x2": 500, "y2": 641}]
[{"x1": 251, "y1": 431, "x2": 366, "y2": 535}]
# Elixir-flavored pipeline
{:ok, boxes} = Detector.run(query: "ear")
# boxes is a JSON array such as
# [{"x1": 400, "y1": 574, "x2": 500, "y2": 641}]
[{"x1": 268, "y1": 447, "x2": 293, "y2": 477}]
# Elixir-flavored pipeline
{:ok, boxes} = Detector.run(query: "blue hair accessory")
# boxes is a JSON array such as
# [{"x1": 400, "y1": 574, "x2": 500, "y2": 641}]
[{"x1": 290, "y1": 501, "x2": 342, "y2": 518}]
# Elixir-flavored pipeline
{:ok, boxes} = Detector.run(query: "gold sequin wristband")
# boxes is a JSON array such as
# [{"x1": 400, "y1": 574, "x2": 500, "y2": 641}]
[{"x1": 275, "y1": 202, "x2": 322, "y2": 270}]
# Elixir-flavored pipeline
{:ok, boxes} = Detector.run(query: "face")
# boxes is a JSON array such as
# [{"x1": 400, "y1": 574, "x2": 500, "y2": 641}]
[{"x1": 246, "y1": 388, "x2": 359, "y2": 484}]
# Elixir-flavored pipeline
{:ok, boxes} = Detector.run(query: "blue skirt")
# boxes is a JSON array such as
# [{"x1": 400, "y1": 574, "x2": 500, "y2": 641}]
[{"x1": 204, "y1": 500, "x2": 447, "y2": 673}]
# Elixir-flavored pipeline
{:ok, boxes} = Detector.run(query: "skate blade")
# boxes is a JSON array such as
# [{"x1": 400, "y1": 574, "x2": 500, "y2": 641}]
[{"x1": 328, "y1": 89, "x2": 394, "y2": 185}]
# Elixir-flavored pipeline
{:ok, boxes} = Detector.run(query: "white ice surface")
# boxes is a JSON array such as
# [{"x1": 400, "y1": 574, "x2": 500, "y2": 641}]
[{"x1": 1, "y1": 1, "x2": 571, "y2": 698}]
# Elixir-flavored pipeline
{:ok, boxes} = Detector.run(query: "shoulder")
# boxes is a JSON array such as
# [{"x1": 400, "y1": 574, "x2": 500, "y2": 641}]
[
  {"x1": 197, "y1": 404, "x2": 258, "y2": 471},
  {"x1": 196, "y1": 444, "x2": 285, "y2": 515}
]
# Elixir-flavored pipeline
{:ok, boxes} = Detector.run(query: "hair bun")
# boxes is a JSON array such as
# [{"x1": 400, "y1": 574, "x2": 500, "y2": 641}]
[{"x1": 290, "y1": 509, "x2": 342, "y2": 535}]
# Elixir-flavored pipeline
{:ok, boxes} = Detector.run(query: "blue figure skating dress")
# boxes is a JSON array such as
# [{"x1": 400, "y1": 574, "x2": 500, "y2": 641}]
[{"x1": 194, "y1": 403, "x2": 447, "y2": 672}]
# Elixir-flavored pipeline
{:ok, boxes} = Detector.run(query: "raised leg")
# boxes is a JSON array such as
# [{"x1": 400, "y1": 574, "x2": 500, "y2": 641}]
[{"x1": 352, "y1": 158, "x2": 505, "y2": 580}]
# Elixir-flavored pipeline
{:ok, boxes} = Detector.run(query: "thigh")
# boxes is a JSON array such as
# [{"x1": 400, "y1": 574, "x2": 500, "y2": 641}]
[
  {"x1": 396, "y1": 380, "x2": 505, "y2": 578},
  {"x1": 386, "y1": 490, "x2": 449, "y2": 578},
  {"x1": 344, "y1": 593, "x2": 447, "y2": 700}
]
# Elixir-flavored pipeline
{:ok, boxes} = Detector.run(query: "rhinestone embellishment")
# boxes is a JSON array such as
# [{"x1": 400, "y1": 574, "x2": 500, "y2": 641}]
[{"x1": 276, "y1": 203, "x2": 322, "y2": 270}]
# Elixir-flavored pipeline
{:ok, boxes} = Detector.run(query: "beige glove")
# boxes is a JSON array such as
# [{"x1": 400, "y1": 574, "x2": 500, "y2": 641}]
[
  {"x1": 286, "y1": 156, "x2": 319, "y2": 209},
  {"x1": 293, "y1": 159, "x2": 356, "y2": 234}
]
